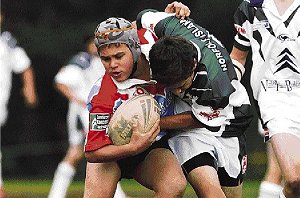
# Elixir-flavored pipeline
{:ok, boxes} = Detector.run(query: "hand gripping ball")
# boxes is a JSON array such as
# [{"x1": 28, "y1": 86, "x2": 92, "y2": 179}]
[{"x1": 108, "y1": 94, "x2": 161, "y2": 145}]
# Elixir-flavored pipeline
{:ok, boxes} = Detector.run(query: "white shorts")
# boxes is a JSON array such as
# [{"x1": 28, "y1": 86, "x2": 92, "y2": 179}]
[
  {"x1": 257, "y1": 80, "x2": 300, "y2": 140},
  {"x1": 67, "y1": 102, "x2": 88, "y2": 145},
  {"x1": 258, "y1": 119, "x2": 265, "y2": 136},
  {"x1": 168, "y1": 131, "x2": 246, "y2": 179},
  {"x1": 169, "y1": 97, "x2": 247, "y2": 179},
  {"x1": 266, "y1": 118, "x2": 300, "y2": 140}
]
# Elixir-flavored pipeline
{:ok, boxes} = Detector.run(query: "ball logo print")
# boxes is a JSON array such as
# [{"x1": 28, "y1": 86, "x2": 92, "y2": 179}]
[{"x1": 108, "y1": 94, "x2": 161, "y2": 145}]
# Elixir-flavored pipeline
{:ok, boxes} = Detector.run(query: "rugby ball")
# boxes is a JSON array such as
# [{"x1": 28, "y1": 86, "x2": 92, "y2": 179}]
[{"x1": 108, "y1": 94, "x2": 161, "y2": 145}]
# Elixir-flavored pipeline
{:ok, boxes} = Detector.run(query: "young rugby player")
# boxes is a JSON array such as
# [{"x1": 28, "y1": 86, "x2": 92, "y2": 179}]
[
  {"x1": 84, "y1": 2, "x2": 191, "y2": 197},
  {"x1": 230, "y1": 0, "x2": 300, "y2": 197}
]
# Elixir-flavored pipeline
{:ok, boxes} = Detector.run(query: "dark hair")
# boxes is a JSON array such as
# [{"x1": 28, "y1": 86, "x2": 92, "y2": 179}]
[{"x1": 149, "y1": 36, "x2": 196, "y2": 86}]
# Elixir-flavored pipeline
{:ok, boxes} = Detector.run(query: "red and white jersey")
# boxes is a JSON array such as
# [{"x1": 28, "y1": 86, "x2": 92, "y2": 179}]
[{"x1": 84, "y1": 73, "x2": 155, "y2": 151}]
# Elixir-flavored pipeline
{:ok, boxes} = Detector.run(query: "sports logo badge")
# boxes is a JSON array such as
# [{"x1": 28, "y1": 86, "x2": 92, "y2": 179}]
[{"x1": 90, "y1": 113, "x2": 110, "y2": 131}]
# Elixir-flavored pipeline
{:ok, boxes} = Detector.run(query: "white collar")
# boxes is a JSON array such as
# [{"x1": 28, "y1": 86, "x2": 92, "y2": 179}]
[{"x1": 112, "y1": 78, "x2": 156, "y2": 90}]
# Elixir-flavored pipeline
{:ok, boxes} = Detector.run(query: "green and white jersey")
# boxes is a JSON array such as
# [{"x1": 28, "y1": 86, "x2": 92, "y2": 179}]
[{"x1": 136, "y1": 10, "x2": 252, "y2": 137}]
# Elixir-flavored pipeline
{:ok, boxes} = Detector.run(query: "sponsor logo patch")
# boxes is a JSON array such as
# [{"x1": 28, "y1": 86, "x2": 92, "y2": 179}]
[
  {"x1": 277, "y1": 34, "x2": 295, "y2": 42},
  {"x1": 253, "y1": 20, "x2": 270, "y2": 31},
  {"x1": 199, "y1": 110, "x2": 220, "y2": 121},
  {"x1": 90, "y1": 113, "x2": 110, "y2": 131},
  {"x1": 261, "y1": 79, "x2": 300, "y2": 92}
]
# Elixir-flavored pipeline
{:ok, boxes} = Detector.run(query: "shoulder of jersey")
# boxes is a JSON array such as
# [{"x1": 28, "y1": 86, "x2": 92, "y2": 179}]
[
  {"x1": 136, "y1": 9, "x2": 158, "y2": 29},
  {"x1": 68, "y1": 52, "x2": 92, "y2": 70}
]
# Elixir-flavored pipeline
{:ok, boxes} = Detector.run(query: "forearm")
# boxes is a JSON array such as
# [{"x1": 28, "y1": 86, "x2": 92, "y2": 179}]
[
  {"x1": 85, "y1": 119, "x2": 160, "y2": 163},
  {"x1": 55, "y1": 83, "x2": 74, "y2": 101},
  {"x1": 160, "y1": 112, "x2": 202, "y2": 131},
  {"x1": 55, "y1": 83, "x2": 86, "y2": 106},
  {"x1": 230, "y1": 46, "x2": 249, "y2": 81},
  {"x1": 85, "y1": 143, "x2": 138, "y2": 163},
  {"x1": 230, "y1": 47, "x2": 248, "y2": 65},
  {"x1": 22, "y1": 67, "x2": 38, "y2": 107}
]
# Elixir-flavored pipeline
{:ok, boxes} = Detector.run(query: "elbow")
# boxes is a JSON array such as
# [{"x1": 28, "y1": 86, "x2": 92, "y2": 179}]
[{"x1": 85, "y1": 151, "x2": 100, "y2": 163}]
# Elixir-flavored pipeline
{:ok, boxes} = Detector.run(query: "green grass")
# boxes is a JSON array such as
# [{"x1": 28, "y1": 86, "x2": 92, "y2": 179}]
[{"x1": 3, "y1": 179, "x2": 260, "y2": 198}]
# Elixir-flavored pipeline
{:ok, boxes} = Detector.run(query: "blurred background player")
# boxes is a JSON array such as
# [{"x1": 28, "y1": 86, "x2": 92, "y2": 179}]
[
  {"x1": 48, "y1": 35, "x2": 126, "y2": 198},
  {"x1": 258, "y1": 121, "x2": 283, "y2": 198},
  {"x1": 0, "y1": 11, "x2": 38, "y2": 197}
]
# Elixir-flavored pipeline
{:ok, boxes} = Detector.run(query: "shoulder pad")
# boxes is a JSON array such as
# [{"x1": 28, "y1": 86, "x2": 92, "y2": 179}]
[{"x1": 68, "y1": 52, "x2": 92, "y2": 69}]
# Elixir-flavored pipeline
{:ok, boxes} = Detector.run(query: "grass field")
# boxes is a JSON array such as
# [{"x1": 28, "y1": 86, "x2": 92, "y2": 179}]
[{"x1": 3, "y1": 179, "x2": 260, "y2": 198}]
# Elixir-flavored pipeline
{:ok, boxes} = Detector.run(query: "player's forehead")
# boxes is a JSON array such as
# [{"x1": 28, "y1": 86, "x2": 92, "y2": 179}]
[
  {"x1": 99, "y1": 43, "x2": 129, "y2": 56},
  {"x1": 99, "y1": 43, "x2": 127, "y2": 52}
]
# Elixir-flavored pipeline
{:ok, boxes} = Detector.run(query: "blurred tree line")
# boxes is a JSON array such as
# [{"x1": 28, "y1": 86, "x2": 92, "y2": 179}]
[{"x1": 1, "y1": 0, "x2": 266, "y2": 180}]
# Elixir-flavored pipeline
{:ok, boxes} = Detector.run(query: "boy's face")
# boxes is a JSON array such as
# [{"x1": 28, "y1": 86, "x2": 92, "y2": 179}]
[
  {"x1": 168, "y1": 72, "x2": 194, "y2": 96},
  {"x1": 99, "y1": 43, "x2": 134, "y2": 82}
]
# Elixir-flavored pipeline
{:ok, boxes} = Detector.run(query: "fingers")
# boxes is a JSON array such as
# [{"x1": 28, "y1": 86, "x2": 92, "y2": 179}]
[
  {"x1": 131, "y1": 115, "x2": 140, "y2": 131},
  {"x1": 174, "y1": 2, "x2": 190, "y2": 19},
  {"x1": 149, "y1": 119, "x2": 160, "y2": 142},
  {"x1": 165, "y1": 1, "x2": 191, "y2": 19},
  {"x1": 165, "y1": 2, "x2": 175, "y2": 13},
  {"x1": 130, "y1": 115, "x2": 160, "y2": 146}
]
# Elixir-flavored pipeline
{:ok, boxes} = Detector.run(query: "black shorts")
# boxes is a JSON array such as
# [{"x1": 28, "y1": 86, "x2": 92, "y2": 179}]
[{"x1": 117, "y1": 135, "x2": 170, "y2": 179}]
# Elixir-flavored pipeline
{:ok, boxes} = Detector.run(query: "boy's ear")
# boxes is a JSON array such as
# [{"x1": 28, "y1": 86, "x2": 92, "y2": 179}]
[{"x1": 193, "y1": 58, "x2": 197, "y2": 70}]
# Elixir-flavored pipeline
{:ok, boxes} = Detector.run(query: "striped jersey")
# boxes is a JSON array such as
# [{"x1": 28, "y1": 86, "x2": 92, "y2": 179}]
[
  {"x1": 233, "y1": 0, "x2": 300, "y2": 100},
  {"x1": 136, "y1": 10, "x2": 253, "y2": 137}
]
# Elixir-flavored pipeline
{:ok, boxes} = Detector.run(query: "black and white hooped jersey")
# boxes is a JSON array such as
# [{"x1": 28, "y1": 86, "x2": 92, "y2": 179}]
[
  {"x1": 233, "y1": 0, "x2": 300, "y2": 99},
  {"x1": 136, "y1": 10, "x2": 252, "y2": 137}
]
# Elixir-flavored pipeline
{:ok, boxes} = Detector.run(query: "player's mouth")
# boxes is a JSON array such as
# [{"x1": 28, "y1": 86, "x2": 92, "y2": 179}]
[{"x1": 111, "y1": 71, "x2": 122, "y2": 78}]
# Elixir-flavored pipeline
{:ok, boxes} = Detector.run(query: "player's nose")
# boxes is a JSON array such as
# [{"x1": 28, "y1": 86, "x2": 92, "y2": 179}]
[{"x1": 110, "y1": 59, "x2": 119, "y2": 69}]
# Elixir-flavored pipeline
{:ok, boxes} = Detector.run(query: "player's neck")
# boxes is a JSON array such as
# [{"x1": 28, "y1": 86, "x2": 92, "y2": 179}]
[{"x1": 274, "y1": 0, "x2": 294, "y2": 15}]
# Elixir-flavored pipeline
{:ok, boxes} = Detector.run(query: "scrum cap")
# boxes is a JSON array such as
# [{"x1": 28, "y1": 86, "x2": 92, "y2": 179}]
[{"x1": 94, "y1": 17, "x2": 141, "y2": 64}]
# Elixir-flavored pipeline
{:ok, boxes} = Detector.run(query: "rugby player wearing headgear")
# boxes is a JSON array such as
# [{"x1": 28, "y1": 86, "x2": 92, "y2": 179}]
[
  {"x1": 84, "y1": 2, "x2": 191, "y2": 198},
  {"x1": 48, "y1": 35, "x2": 126, "y2": 198}
]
